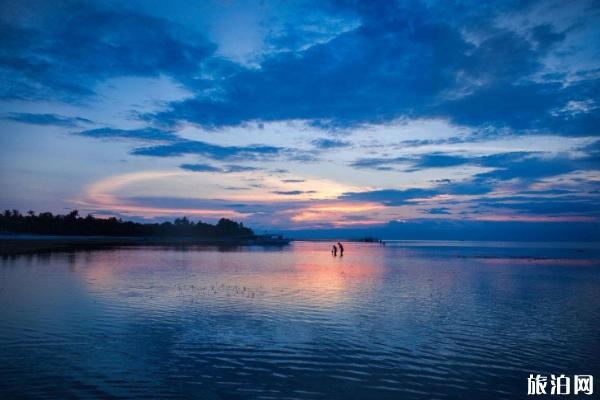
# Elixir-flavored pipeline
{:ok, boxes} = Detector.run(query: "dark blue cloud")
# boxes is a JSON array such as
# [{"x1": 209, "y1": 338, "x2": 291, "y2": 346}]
[
  {"x1": 424, "y1": 207, "x2": 451, "y2": 215},
  {"x1": 352, "y1": 152, "x2": 538, "y2": 172},
  {"x1": 475, "y1": 151, "x2": 599, "y2": 182},
  {"x1": 397, "y1": 136, "x2": 478, "y2": 147},
  {"x1": 223, "y1": 165, "x2": 259, "y2": 173},
  {"x1": 444, "y1": 180, "x2": 493, "y2": 195},
  {"x1": 481, "y1": 198, "x2": 600, "y2": 216},
  {"x1": 311, "y1": 138, "x2": 352, "y2": 149},
  {"x1": 222, "y1": 186, "x2": 250, "y2": 191},
  {"x1": 436, "y1": 82, "x2": 556, "y2": 130},
  {"x1": 530, "y1": 24, "x2": 567, "y2": 51},
  {"x1": 340, "y1": 176, "x2": 496, "y2": 206},
  {"x1": 580, "y1": 140, "x2": 600, "y2": 164},
  {"x1": 410, "y1": 153, "x2": 471, "y2": 169},
  {"x1": 74, "y1": 126, "x2": 290, "y2": 162},
  {"x1": 476, "y1": 154, "x2": 578, "y2": 181},
  {"x1": 180, "y1": 163, "x2": 259, "y2": 173},
  {"x1": 353, "y1": 150, "x2": 599, "y2": 186},
  {"x1": 350, "y1": 156, "x2": 409, "y2": 169},
  {"x1": 141, "y1": 0, "x2": 598, "y2": 136},
  {"x1": 179, "y1": 163, "x2": 221, "y2": 172},
  {"x1": 519, "y1": 189, "x2": 575, "y2": 195},
  {"x1": 348, "y1": 147, "x2": 598, "y2": 221},
  {"x1": 131, "y1": 139, "x2": 283, "y2": 160},
  {"x1": 3, "y1": 0, "x2": 598, "y2": 137},
  {"x1": 146, "y1": 5, "x2": 469, "y2": 128},
  {"x1": 0, "y1": 1, "x2": 214, "y2": 101},
  {"x1": 76, "y1": 127, "x2": 178, "y2": 141},
  {"x1": 272, "y1": 190, "x2": 315, "y2": 195},
  {"x1": 452, "y1": 188, "x2": 600, "y2": 219},
  {"x1": 340, "y1": 188, "x2": 439, "y2": 206},
  {"x1": 4, "y1": 112, "x2": 92, "y2": 127}
]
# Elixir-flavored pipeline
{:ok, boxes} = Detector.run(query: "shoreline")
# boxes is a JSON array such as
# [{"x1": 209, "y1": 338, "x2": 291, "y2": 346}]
[
  {"x1": 0, "y1": 234, "x2": 290, "y2": 255},
  {"x1": 3, "y1": 234, "x2": 599, "y2": 256}
]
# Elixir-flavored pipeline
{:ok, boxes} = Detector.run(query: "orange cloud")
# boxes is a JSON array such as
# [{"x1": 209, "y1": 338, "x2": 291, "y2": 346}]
[
  {"x1": 290, "y1": 202, "x2": 387, "y2": 226},
  {"x1": 77, "y1": 171, "x2": 245, "y2": 219}
]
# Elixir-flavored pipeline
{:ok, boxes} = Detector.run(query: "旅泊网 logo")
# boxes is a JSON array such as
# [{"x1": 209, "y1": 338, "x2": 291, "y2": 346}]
[{"x1": 528, "y1": 374, "x2": 593, "y2": 396}]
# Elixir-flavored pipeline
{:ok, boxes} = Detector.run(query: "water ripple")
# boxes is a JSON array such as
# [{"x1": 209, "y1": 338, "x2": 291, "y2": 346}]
[{"x1": 1, "y1": 242, "x2": 599, "y2": 399}]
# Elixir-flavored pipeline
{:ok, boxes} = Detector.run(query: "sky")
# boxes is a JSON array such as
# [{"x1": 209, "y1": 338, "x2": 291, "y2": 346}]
[{"x1": 0, "y1": 0, "x2": 599, "y2": 238}]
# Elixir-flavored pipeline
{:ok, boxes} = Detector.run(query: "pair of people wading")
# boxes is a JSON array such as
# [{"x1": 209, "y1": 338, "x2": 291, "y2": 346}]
[{"x1": 331, "y1": 242, "x2": 344, "y2": 257}]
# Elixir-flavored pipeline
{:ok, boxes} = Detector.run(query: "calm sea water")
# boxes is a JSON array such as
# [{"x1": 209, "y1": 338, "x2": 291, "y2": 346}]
[{"x1": 1, "y1": 241, "x2": 599, "y2": 399}]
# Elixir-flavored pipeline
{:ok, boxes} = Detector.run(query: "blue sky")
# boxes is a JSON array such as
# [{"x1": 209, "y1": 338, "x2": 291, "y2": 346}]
[{"x1": 0, "y1": 0, "x2": 599, "y2": 237}]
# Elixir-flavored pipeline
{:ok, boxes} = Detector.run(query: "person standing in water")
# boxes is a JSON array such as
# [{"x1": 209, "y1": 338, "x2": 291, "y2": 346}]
[
  {"x1": 337, "y1": 242, "x2": 344, "y2": 256},
  {"x1": 331, "y1": 244, "x2": 337, "y2": 256}
]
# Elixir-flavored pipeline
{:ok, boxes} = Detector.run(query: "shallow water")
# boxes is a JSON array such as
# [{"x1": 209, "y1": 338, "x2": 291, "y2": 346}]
[{"x1": 1, "y1": 241, "x2": 599, "y2": 399}]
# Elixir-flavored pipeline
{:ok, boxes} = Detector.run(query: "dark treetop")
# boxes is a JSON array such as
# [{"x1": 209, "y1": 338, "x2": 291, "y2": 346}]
[{"x1": 0, "y1": 210, "x2": 254, "y2": 238}]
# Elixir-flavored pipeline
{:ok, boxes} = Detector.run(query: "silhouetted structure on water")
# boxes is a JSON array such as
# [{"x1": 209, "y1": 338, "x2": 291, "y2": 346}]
[{"x1": 0, "y1": 209, "x2": 254, "y2": 238}]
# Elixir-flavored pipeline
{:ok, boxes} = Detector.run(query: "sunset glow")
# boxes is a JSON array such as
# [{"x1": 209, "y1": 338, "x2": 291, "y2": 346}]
[{"x1": 0, "y1": 0, "x2": 598, "y2": 238}]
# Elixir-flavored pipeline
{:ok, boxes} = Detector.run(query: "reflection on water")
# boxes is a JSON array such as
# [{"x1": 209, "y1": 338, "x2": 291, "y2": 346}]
[{"x1": 1, "y1": 242, "x2": 599, "y2": 399}]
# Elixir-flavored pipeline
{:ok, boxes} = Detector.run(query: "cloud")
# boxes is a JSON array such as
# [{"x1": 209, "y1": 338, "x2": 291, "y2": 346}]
[
  {"x1": 224, "y1": 165, "x2": 259, "y2": 173},
  {"x1": 480, "y1": 196, "x2": 600, "y2": 217},
  {"x1": 75, "y1": 126, "x2": 288, "y2": 162},
  {"x1": 127, "y1": 196, "x2": 254, "y2": 211},
  {"x1": 0, "y1": 2, "x2": 215, "y2": 101},
  {"x1": 580, "y1": 140, "x2": 600, "y2": 163},
  {"x1": 311, "y1": 138, "x2": 352, "y2": 149},
  {"x1": 476, "y1": 153, "x2": 577, "y2": 181},
  {"x1": 2, "y1": 0, "x2": 599, "y2": 229},
  {"x1": 4, "y1": 112, "x2": 92, "y2": 127},
  {"x1": 530, "y1": 24, "x2": 567, "y2": 50},
  {"x1": 397, "y1": 136, "x2": 478, "y2": 147},
  {"x1": 415, "y1": 152, "x2": 595, "y2": 208},
  {"x1": 180, "y1": 163, "x2": 259, "y2": 173},
  {"x1": 272, "y1": 190, "x2": 316, "y2": 195},
  {"x1": 140, "y1": 0, "x2": 598, "y2": 137},
  {"x1": 352, "y1": 150, "x2": 600, "y2": 184},
  {"x1": 350, "y1": 156, "x2": 409, "y2": 170},
  {"x1": 179, "y1": 163, "x2": 221, "y2": 172},
  {"x1": 410, "y1": 153, "x2": 471, "y2": 169},
  {"x1": 340, "y1": 188, "x2": 439, "y2": 206},
  {"x1": 76, "y1": 127, "x2": 178, "y2": 141},
  {"x1": 146, "y1": 4, "x2": 468, "y2": 128},
  {"x1": 520, "y1": 189, "x2": 576, "y2": 195},
  {"x1": 131, "y1": 139, "x2": 283, "y2": 160},
  {"x1": 3, "y1": 1, "x2": 598, "y2": 138},
  {"x1": 339, "y1": 176, "x2": 495, "y2": 206},
  {"x1": 443, "y1": 180, "x2": 493, "y2": 195},
  {"x1": 111, "y1": 195, "x2": 315, "y2": 218},
  {"x1": 424, "y1": 207, "x2": 451, "y2": 215},
  {"x1": 222, "y1": 186, "x2": 250, "y2": 191}
]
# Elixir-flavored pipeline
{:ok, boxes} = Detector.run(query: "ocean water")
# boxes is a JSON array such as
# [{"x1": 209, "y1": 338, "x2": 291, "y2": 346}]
[{"x1": 1, "y1": 241, "x2": 599, "y2": 399}]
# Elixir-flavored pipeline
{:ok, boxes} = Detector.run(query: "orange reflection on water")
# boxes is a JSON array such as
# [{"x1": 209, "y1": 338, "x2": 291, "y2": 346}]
[{"x1": 75, "y1": 244, "x2": 387, "y2": 309}]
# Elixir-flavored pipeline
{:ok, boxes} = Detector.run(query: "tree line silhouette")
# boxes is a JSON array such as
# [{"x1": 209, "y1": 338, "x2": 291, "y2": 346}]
[{"x1": 0, "y1": 210, "x2": 254, "y2": 238}]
